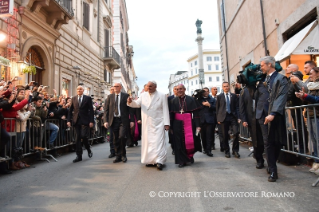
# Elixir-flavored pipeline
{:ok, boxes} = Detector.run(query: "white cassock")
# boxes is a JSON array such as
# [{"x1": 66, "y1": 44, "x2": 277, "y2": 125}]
[{"x1": 128, "y1": 91, "x2": 170, "y2": 164}]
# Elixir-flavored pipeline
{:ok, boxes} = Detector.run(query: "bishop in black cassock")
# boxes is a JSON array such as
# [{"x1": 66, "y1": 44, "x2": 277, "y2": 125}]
[{"x1": 170, "y1": 84, "x2": 202, "y2": 168}]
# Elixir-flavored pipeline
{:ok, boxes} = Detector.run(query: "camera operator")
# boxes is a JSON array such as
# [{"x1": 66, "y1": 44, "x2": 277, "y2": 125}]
[{"x1": 197, "y1": 87, "x2": 216, "y2": 157}]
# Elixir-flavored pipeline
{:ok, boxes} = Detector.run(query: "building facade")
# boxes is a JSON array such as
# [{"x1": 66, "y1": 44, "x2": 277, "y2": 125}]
[
  {"x1": 112, "y1": 0, "x2": 138, "y2": 95},
  {"x1": 187, "y1": 49, "x2": 222, "y2": 95},
  {"x1": 0, "y1": 0, "x2": 137, "y2": 103},
  {"x1": 168, "y1": 71, "x2": 189, "y2": 95},
  {"x1": 217, "y1": 0, "x2": 319, "y2": 89}
]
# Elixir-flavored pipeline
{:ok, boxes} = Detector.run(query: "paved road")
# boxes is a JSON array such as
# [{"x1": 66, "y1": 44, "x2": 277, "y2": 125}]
[{"x1": 0, "y1": 137, "x2": 318, "y2": 212}]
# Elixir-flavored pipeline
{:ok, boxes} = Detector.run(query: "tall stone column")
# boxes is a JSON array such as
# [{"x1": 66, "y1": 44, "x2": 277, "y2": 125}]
[{"x1": 195, "y1": 19, "x2": 204, "y2": 88}]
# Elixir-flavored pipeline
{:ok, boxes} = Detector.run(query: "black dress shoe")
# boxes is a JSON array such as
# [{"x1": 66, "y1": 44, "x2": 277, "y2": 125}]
[
  {"x1": 233, "y1": 152, "x2": 240, "y2": 158},
  {"x1": 220, "y1": 148, "x2": 225, "y2": 152},
  {"x1": 203, "y1": 151, "x2": 206, "y2": 154},
  {"x1": 225, "y1": 152, "x2": 230, "y2": 158},
  {"x1": 178, "y1": 163, "x2": 185, "y2": 168},
  {"x1": 268, "y1": 172, "x2": 278, "y2": 182},
  {"x1": 256, "y1": 162, "x2": 265, "y2": 169},
  {"x1": 172, "y1": 150, "x2": 175, "y2": 155},
  {"x1": 88, "y1": 149, "x2": 93, "y2": 158},
  {"x1": 113, "y1": 158, "x2": 122, "y2": 163},
  {"x1": 157, "y1": 163, "x2": 163, "y2": 170},
  {"x1": 0, "y1": 169, "x2": 12, "y2": 174},
  {"x1": 122, "y1": 156, "x2": 127, "y2": 163},
  {"x1": 207, "y1": 152, "x2": 213, "y2": 157},
  {"x1": 108, "y1": 153, "x2": 116, "y2": 158},
  {"x1": 145, "y1": 164, "x2": 156, "y2": 167},
  {"x1": 73, "y1": 156, "x2": 82, "y2": 163},
  {"x1": 134, "y1": 143, "x2": 138, "y2": 146},
  {"x1": 190, "y1": 157, "x2": 194, "y2": 164}
]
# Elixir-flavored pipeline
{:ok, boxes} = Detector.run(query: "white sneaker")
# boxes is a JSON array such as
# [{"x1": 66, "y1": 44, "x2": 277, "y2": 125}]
[{"x1": 309, "y1": 162, "x2": 319, "y2": 173}]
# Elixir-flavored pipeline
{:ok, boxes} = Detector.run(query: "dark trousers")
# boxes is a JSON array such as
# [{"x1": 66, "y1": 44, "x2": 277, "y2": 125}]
[
  {"x1": 0, "y1": 127, "x2": 10, "y2": 157},
  {"x1": 212, "y1": 123, "x2": 217, "y2": 147},
  {"x1": 111, "y1": 117, "x2": 127, "y2": 158},
  {"x1": 108, "y1": 127, "x2": 115, "y2": 154},
  {"x1": 291, "y1": 108, "x2": 308, "y2": 153},
  {"x1": 220, "y1": 113, "x2": 239, "y2": 153},
  {"x1": 253, "y1": 123, "x2": 265, "y2": 163},
  {"x1": 201, "y1": 122, "x2": 214, "y2": 152},
  {"x1": 217, "y1": 123, "x2": 224, "y2": 149},
  {"x1": 257, "y1": 116, "x2": 281, "y2": 173},
  {"x1": 74, "y1": 124, "x2": 90, "y2": 157}
]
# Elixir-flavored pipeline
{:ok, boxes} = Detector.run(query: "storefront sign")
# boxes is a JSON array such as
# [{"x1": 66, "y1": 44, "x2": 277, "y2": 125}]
[
  {"x1": 0, "y1": 0, "x2": 13, "y2": 17},
  {"x1": 304, "y1": 46, "x2": 319, "y2": 53}
]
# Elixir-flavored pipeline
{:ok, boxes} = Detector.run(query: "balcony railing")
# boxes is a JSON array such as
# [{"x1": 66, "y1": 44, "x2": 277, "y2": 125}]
[
  {"x1": 104, "y1": 46, "x2": 121, "y2": 65},
  {"x1": 55, "y1": 0, "x2": 74, "y2": 16}
]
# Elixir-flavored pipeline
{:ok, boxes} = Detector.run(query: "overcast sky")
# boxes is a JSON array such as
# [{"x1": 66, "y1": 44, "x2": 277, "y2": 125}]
[{"x1": 126, "y1": 0, "x2": 220, "y2": 94}]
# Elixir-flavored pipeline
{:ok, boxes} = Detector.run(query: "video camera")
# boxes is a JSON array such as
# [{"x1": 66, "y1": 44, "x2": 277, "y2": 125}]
[
  {"x1": 193, "y1": 89, "x2": 206, "y2": 99},
  {"x1": 237, "y1": 61, "x2": 283, "y2": 86}
]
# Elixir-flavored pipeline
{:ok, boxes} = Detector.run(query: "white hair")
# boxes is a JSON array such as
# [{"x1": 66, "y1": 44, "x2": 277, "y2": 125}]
[
  {"x1": 260, "y1": 56, "x2": 276, "y2": 68},
  {"x1": 148, "y1": 81, "x2": 157, "y2": 86}
]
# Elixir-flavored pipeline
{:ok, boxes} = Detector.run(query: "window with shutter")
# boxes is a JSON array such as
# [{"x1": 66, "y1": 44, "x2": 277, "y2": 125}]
[
  {"x1": 83, "y1": 2, "x2": 90, "y2": 30},
  {"x1": 104, "y1": 69, "x2": 107, "y2": 81},
  {"x1": 104, "y1": 29, "x2": 109, "y2": 47}
]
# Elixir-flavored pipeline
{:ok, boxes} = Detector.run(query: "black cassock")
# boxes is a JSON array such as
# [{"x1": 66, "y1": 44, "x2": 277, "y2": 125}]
[{"x1": 170, "y1": 95, "x2": 202, "y2": 164}]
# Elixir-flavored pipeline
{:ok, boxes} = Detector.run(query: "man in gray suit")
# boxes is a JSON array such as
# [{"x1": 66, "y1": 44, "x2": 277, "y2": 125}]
[
  {"x1": 104, "y1": 83, "x2": 134, "y2": 163},
  {"x1": 256, "y1": 56, "x2": 288, "y2": 182}
]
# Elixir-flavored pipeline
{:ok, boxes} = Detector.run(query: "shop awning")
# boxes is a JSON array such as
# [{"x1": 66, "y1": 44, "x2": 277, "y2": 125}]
[
  {"x1": 275, "y1": 20, "x2": 317, "y2": 62},
  {"x1": 292, "y1": 23, "x2": 319, "y2": 55}
]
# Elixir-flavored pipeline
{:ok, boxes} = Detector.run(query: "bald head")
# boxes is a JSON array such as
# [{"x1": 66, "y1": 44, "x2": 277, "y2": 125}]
[
  {"x1": 286, "y1": 64, "x2": 299, "y2": 75},
  {"x1": 76, "y1": 85, "x2": 84, "y2": 96},
  {"x1": 211, "y1": 86, "x2": 217, "y2": 96}
]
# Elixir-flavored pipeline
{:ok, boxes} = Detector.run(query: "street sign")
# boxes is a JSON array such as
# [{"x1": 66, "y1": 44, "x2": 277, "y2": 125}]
[{"x1": 0, "y1": 0, "x2": 13, "y2": 17}]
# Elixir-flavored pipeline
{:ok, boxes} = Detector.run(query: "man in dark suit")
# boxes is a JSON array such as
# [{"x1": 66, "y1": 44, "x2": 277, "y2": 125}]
[
  {"x1": 104, "y1": 83, "x2": 134, "y2": 163},
  {"x1": 256, "y1": 56, "x2": 288, "y2": 182},
  {"x1": 67, "y1": 85, "x2": 94, "y2": 163},
  {"x1": 198, "y1": 87, "x2": 216, "y2": 157},
  {"x1": 239, "y1": 85, "x2": 264, "y2": 168},
  {"x1": 211, "y1": 87, "x2": 221, "y2": 151},
  {"x1": 168, "y1": 85, "x2": 178, "y2": 155},
  {"x1": 216, "y1": 82, "x2": 240, "y2": 158}
]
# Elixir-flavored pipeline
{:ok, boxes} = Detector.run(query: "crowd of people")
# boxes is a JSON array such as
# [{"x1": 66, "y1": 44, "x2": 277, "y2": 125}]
[
  {"x1": 0, "y1": 80, "x2": 106, "y2": 174},
  {"x1": 0, "y1": 56, "x2": 318, "y2": 183}
]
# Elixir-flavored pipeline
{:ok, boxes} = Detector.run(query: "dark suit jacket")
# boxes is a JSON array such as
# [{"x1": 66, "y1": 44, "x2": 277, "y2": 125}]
[
  {"x1": 67, "y1": 95, "x2": 94, "y2": 126},
  {"x1": 103, "y1": 92, "x2": 134, "y2": 127},
  {"x1": 198, "y1": 95, "x2": 216, "y2": 124},
  {"x1": 216, "y1": 92, "x2": 239, "y2": 122}
]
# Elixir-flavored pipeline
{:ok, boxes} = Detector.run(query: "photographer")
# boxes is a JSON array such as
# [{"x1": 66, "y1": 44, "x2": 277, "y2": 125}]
[{"x1": 197, "y1": 87, "x2": 216, "y2": 157}]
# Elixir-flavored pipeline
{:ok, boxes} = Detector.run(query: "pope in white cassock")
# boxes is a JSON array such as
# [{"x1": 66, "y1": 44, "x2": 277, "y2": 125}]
[{"x1": 127, "y1": 81, "x2": 170, "y2": 170}]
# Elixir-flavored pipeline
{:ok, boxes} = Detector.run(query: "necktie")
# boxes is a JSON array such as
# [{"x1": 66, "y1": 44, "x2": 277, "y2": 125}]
[
  {"x1": 115, "y1": 95, "x2": 119, "y2": 116},
  {"x1": 226, "y1": 93, "x2": 231, "y2": 114},
  {"x1": 265, "y1": 75, "x2": 270, "y2": 83},
  {"x1": 79, "y1": 96, "x2": 82, "y2": 107}
]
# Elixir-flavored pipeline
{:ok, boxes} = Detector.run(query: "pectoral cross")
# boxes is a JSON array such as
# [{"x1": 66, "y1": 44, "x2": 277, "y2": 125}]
[{"x1": 180, "y1": 109, "x2": 184, "y2": 114}]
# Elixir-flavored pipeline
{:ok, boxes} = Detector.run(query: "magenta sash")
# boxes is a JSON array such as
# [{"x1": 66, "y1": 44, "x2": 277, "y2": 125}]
[{"x1": 175, "y1": 113, "x2": 195, "y2": 159}]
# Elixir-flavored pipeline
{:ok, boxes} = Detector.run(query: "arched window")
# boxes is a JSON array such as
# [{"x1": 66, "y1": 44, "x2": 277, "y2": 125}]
[{"x1": 25, "y1": 47, "x2": 44, "y2": 69}]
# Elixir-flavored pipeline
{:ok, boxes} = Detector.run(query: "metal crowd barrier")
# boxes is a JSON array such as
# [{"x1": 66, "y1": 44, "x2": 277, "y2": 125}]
[
  {"x1": 0, "y1": 117, "x2": 106, "y2": 165},
  {"x1": 285, "y1": 104, "x2": 319, "y2": 187}
]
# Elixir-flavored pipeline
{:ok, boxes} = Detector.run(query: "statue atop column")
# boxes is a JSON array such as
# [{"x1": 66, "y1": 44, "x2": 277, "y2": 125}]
[{"x1": 195, "y1": 19, "x2": 203, "y2": 34}]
